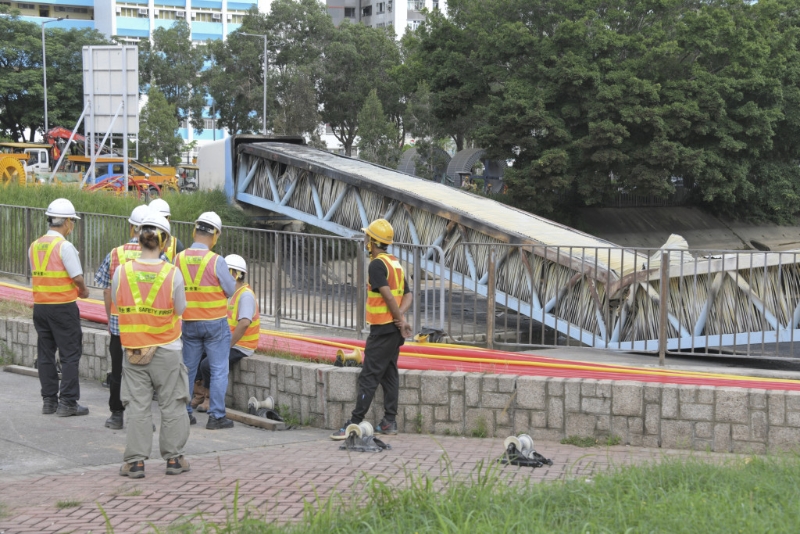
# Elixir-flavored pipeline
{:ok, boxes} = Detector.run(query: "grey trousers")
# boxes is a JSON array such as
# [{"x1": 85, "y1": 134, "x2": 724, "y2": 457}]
[{"x1": 120, "y1": 346, "x2": 190, "y2": 463}]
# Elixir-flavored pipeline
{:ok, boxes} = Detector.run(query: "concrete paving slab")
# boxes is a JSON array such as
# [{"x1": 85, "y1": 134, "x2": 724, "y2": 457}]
[{"x1": 0, "y1": 370, "x2": 329, "y2": 478}]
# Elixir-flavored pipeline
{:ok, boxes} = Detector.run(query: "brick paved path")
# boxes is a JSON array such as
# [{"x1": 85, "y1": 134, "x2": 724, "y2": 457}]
[{"x1": 0, "y1": 431, "x2": 725, "y2": 534}]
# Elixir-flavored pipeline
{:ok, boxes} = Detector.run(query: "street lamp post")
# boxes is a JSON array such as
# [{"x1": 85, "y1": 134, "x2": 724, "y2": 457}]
[
  {"x1": 41, "y1": 18, "x2": 64, "y2": 133},
  {"x1": 237, "y1": 32, "x2": 268, "y2": 135}
]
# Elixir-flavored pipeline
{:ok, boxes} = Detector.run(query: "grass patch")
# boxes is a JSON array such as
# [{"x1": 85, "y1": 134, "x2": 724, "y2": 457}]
[
  {"x1": 55, "y1": 499, "x2": 81, "y2": 509},
  {"x1": 470, "y1": 416, "x2": 489, "y2": 438},
  {"x1": 0, "y1": 184, "x2": 250, "y2": 227},
  {"x1": 277, "y1": 403, "x2": 304, "y2": 427},
  {"x1": 0, "y1": 298, "x2": 33, "y2": 319},
  {"x1": 0, "y1": 502, "x2": 6, "y2": 518},
  {"x1": 561, "y1": 435, "x2": 622, "y2": 447},
  {"x1": 121, "y1": 488, "x2": 142, "y2": 497},
  {"x1": 162, "y1": 455, "x2": 800, "y2": 533},
  {"x1": 414, "y1": 412, "x2": 424, "y2": 434}
]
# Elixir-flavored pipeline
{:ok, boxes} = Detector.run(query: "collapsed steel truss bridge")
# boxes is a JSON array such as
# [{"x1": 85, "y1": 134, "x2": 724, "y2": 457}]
[{"x1": 234, "y1": 142, "x2": 800, "y2": 355}]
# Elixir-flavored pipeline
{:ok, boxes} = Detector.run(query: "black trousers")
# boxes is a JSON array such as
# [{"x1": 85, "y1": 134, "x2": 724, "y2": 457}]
[
  {"x1": 351, "y1": 327, "x2": 404, "y2": 424},
  {"x1": 197, "y1": 347, "x2": 248, "y2": 389},
  {"x1": 108, "y1": 334, "x2": 124, "y2": 413},
  {"x1": 33, "y1": 302, "x2": 82, "y2": 403}
]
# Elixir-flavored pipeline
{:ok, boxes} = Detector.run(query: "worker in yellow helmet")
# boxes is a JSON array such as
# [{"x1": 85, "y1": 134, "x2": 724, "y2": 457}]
[{"x1": 331, "y1": 219, "x2": 412, "y2": 440}]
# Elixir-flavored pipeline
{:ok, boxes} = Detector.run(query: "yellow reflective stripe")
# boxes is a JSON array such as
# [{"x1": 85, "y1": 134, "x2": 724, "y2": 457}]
[
  {"x1": 240, "y1": 333, "x2": 260, "y2": 342},
  {"x1": 32, "y1": 236, "x2": 63, "y2": 272},
  {"x1": 31, "y1": 271, "x2": 71, "y2": 278},
  {"x1": 125, "y1": 261, "x2": 172, "y2": 308},
  {"x1": 33, "y1": 283, "x2": 76, "y2": 293},
  {"x1": 119, "y1": 318, "x2": 180, "y2": 335},
  {"x1": 179, "y1": 250, "x2": 214, "y2": 288},
  {"x1": 186, "y1": 300, "x2": 228, "y2": 309},
  {"x1": 183, "y1": 286, "x2": 223, "y2": 293}
]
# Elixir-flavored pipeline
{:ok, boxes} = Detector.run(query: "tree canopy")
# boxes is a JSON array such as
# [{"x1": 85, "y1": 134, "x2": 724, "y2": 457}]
[
  {"x1": 3, "y1": 0, "x2": 800, "y2": 223},
  {"x1": 0, "y1": 10, "x2": 109, "y2": 140}
]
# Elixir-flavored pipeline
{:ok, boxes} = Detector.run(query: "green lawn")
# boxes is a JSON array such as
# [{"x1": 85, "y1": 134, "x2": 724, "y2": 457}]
[{"x1": 162, "y1": 454, "x2": 800, "y2": 533}]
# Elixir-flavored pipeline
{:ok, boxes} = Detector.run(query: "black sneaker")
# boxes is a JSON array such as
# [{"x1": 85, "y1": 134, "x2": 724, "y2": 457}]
[
  {"x1": 330, "y1": 420, "x2": 352, "y2": 441},
  {"x1": 206, "y1": 415, "x2": 234, "y2": 430},
  {"x1": 101, "y1": 372, "x2": 111, "y2": 388},
  {"x1": 56, "y1": 401, "x2": 89, "y2": 417},
  {"x1": 166, "y1": 456, "x2": 190, "y2": 475},
  {"x1": 375, "y1": 419, "x2": 398, "y2": 435},
  {"x1": 188, "y1": 413, "x2": 196, "y2": 425},
  {"x1": 42, "y1": 397, "x2": 58, "y2": 415},
  {"x1": 105, "y1": 411, "x2": 123, "y2": 430},
  {"x1": 119, "y1": 460, "x2": 145, "y2": 478}
]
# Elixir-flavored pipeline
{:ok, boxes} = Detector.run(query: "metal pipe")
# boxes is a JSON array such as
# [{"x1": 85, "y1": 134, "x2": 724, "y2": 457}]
[
  {"x1": 41, "y1": 18, "x2": 63, "y2": 133},
  {"x1": 658, "y1": 251, "x2": 669, "y2": 366}
]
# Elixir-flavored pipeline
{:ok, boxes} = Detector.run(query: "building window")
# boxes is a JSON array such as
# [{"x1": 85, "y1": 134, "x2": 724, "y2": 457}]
[
  {"x1": 433, "y1": 0, "x2": 439, "y2": 9},
  {"x1": 344, "y1": 7, "x2": 355, "y2": 18},
  {"x1": 408, "y1": 0, "x2": 424, "y2": 11},
  {"x1": 376, "y1": 2, "x2": 384, "y2": 13},
  {"x1": 156, "y1": 9, "x2": 176, "y2": 19},
  {"x1": 407, "y1": 20, "x2": 421, "y2": 30},
  {"x1": 229, "y1": 13, "x2": 245, "y2": 23},
  {"x1": 119, "y1": 7, "x2": 138, "y2": 17},
  {"x1": 376, "y1": 22, "x2": 385, "y2": 28},
  {"x1": 17, "y1": 2, "x2": 35, "y2": 9},
  {"x1": 362, "y1": 5, "x2": 371, "y2": 16},
  {"x1": 194, "y1": 11, "x2": 221, "y2": 22}
]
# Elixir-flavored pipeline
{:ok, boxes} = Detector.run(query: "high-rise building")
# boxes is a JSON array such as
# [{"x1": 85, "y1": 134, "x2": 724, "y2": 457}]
[
  {"x1": 5, "y1": 0, "x2": 95, "y2": 30},
  {"x1": 326, "y1": 0, "x2": 445, "y2": 35},
  {"x1": 94, "y1": 0, "x2": 272, "y2": 45}
]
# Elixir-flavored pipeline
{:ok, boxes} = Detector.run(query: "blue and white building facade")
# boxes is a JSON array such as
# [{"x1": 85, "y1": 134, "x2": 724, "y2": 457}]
[
  {"x1": 94, "y1": 0, "x2": 272, "y2": 147},
  {"x1": 5, "y1": 0, "x2": 95, "y2": 30}
]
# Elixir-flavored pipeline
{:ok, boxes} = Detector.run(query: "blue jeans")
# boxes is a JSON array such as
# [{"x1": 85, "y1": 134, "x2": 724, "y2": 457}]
[{"x1": 182, "y1": 318, "x2": 231, "y2": 419}]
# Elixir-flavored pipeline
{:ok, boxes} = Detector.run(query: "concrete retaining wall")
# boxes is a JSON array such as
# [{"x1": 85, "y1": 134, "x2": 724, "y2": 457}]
[{"x1": 3, "y1": 316, "x2": 798, "y2": 454}]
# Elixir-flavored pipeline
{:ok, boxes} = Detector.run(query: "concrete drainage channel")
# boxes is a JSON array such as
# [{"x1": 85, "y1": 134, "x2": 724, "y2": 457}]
[{"x1": 4, "y1": 316, "x2": 800, "y2": 453}]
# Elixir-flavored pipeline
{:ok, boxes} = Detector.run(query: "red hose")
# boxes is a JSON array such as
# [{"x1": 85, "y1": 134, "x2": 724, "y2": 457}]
[{"x1": 4, "y1": 282, "x2": 800, "y2": 391}]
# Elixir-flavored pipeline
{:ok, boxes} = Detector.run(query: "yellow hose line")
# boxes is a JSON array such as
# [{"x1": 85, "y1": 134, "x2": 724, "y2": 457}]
[
  {"x1": 258, "y1": 328, "x2": 800, "y2": 385},
  {"x1": 4, "y1": 282, "x2": 796, "y2": 385}
]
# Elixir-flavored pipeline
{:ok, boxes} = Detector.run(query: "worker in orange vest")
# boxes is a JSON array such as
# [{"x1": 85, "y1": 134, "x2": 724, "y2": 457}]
[
  {"x1": 113, "y1": 213, "x2": 190, "y2": 479},
  {"x1": 148, "y1": 198, "x2": 185, "y2": 263},
  {"x1": 331, "y1": 219, "x2": 412, "y2": 440},
  {"x1": 29, "y1": 198, "x2": 90, "y2": 417},
  {"x1": 191, "y1": 254, "x2": 260, "y2": 412},
  {"x1": 174, "y1": 212, "x2": 236, "y2": 430},
  {"x1": 94, "y1": 204, "x2": 151, "y2": 430}
]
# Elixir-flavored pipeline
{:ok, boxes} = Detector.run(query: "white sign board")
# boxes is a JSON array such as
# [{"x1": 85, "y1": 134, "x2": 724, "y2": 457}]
[{"x1": 82, "y1": 46, "x2": 139, "y2": 135}]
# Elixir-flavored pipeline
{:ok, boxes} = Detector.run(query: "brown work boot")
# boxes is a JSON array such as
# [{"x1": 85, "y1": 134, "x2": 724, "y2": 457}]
[
  {"x1": 190, "y1": 382, "x2": 207, "y2": 409},
  {"x1": 166, "y1": 456, "x2": 190, "y2": 475},
  {"x1": 197, "y1": 395, "x2": 209, "y2": 413}
]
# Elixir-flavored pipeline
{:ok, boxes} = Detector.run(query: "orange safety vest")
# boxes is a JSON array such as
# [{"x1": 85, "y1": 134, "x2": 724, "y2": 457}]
[
  {"x1": 163, "y1": 236, "x2": 178, "y2": 263},
  {"x1": 29, "y1": 234, "x2": 78, "y2": 305},
  {"x1": 175, "y1": 248, "x2": 227, "y2": 321},
  {"x1": 227, "y1": 285, "x2": 261, "y2": 351},
  {"x1": 365, "y1": 253, "x2": 404, "y2": 326},
  {"x1": 109, "y1": 242, "x2": 142, "y2": 316},
  {"x1": 116, "y1": 260, "x2": 181, "y2": 349}
]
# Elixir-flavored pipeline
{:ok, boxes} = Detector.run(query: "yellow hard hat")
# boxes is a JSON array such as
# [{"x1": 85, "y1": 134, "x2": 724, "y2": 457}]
[{"x1": 363, "y1": 219, "x2": 393, "y2": 245}]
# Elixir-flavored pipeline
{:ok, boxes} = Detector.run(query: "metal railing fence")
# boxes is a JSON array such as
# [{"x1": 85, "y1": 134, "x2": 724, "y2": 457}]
[
  {"x1": 0, "y1": 205, "x2": 447, "y2": 337},
  {"x1": 5, "y1": 204, "x2": 800, "y2": 356},
  {"x1": 444, "y1": 243, "x2": 800, "y2": 358}
]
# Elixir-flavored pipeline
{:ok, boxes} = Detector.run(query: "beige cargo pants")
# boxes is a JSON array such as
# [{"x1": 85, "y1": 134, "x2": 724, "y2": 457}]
[{"x1": 121, "y1": 346, "x2": 190, "y2": 462}]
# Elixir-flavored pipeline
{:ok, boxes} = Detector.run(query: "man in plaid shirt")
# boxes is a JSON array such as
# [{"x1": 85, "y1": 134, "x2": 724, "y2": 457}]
[{"x1": 95, "y1": 205, "x2": 152, "y2": 430}]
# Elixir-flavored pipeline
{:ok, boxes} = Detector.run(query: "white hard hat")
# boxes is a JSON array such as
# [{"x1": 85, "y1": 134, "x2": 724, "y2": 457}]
[
  {"x1": 140, "y1": 213, "x2": 171, "y2": 236},
  {"x1": 45, "y1": 198, "x2": 80, "y2": 219},
  {"x1": 196, "y1": 211, "x2": 222, "y2": 232},
  {"x1": 225, "y1": 254, "x2": 247, "y2": 274},
  {"x1": 128, "y1": 205, "x2": 151, "y2": 227},
  {"x1": 149, "y1": 198, "x2": 171, "y2": 217}
]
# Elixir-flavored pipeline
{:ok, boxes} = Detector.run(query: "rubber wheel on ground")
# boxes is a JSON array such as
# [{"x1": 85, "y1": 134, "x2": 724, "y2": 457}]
[{"x1": 148, "y1": 186, "x2": 160, "y2": 198}]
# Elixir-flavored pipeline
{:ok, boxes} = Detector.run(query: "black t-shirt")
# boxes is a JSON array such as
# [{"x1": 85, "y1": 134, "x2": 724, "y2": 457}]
[{"x1": 368, "y1": 255, "x2": 409, "y2": 334}]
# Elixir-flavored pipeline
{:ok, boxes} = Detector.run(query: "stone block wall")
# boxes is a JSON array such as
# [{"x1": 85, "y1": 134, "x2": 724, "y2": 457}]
[{"x1": 3, "y1": 316, "x2": 799, "y2": 454}]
